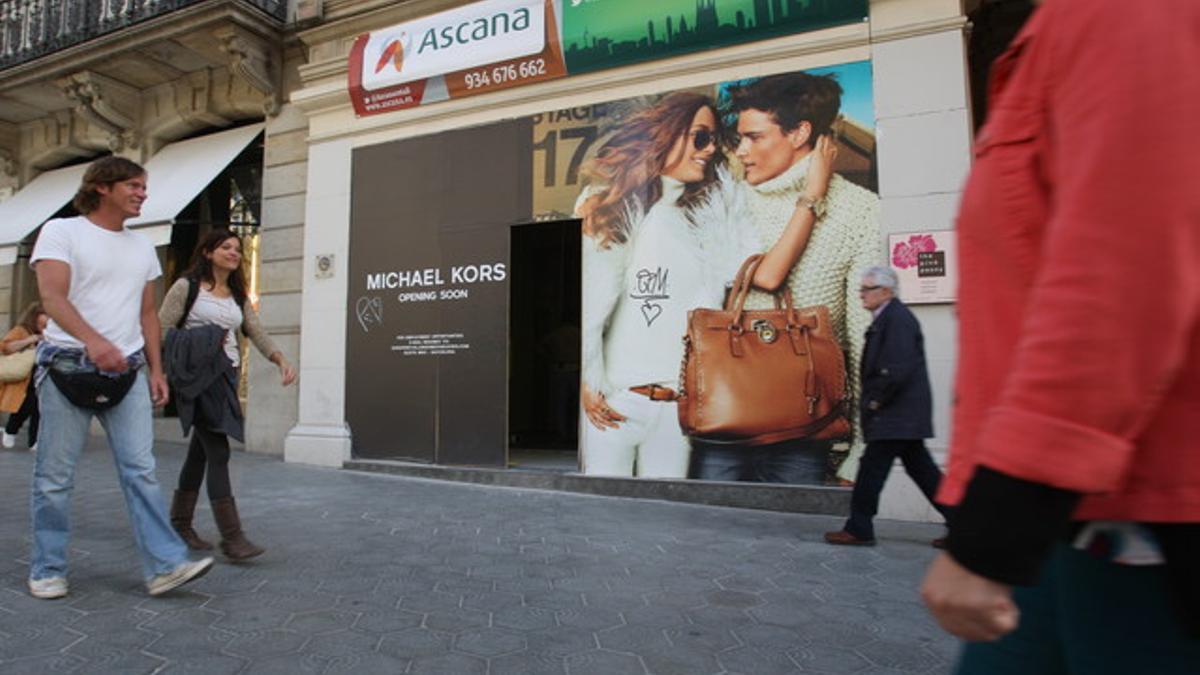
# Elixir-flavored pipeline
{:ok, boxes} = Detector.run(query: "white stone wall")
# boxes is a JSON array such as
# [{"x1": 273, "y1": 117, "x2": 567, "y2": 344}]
[{"x1": 870, "y1": 6, "x2": 973, "y2": 522}]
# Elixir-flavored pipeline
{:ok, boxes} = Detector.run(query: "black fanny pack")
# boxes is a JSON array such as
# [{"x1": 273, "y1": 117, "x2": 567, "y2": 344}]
[{"x1": 48, "y1": 368, "x2": 138, "y2": 411}]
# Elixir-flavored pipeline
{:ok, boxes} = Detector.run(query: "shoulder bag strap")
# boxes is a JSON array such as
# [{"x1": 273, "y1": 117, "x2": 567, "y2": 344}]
[{"x1": 178, "y1": 277, "x2": 200, "y2": 330}]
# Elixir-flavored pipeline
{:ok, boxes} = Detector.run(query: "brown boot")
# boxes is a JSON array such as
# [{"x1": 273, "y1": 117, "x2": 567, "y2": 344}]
[
  {"x1": 170, "y1": 490, "x2": 214, "y2": 550},
  {"x1": 211, "y1": 496, "x2": 265, "y2": 561}
]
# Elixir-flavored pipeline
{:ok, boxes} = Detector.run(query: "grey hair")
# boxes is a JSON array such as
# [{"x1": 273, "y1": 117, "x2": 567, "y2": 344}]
[{"x1": 862, "y1": 266, "x2": 899, "y2": 291}]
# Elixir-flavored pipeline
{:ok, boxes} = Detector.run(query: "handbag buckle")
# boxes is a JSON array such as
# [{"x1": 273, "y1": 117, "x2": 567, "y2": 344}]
[{"x1": 752, "y1": 319, "x2": 777, "y2": 344}]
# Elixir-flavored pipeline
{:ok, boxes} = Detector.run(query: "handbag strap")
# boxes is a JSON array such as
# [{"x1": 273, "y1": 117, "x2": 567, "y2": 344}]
[
  {"x1": 727, "y1": 255, "x2": 802, "y2": 330},
  {"x1": 725, "y1": 254, "x2": 762, "y2": 312}
]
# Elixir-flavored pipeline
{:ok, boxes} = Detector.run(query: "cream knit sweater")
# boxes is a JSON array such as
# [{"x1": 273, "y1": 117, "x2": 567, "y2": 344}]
[{"x1": 742, "y1": 156, "x2": 884, "y2": 480}]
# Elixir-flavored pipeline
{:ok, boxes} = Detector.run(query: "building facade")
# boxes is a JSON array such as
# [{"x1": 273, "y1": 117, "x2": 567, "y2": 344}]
[{"x1": 0, "y1": 0, "x2": 998, "y2": 522}]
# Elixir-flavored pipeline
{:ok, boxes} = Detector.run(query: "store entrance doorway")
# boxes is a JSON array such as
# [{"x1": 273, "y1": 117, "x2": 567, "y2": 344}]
[{"x1": 508, "y1": 219, "x2": 582, "y2": 471}]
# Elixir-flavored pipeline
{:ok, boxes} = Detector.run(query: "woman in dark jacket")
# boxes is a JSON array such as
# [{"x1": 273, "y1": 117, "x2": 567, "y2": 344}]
[{"x1": 159, "y1": 230, "x2": 295, "y2": 560}]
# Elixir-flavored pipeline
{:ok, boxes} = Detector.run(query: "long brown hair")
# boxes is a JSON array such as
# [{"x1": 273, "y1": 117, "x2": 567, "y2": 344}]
[
  {"x1": 72, "y1": 156, "x2": 146, "y2": 214},
  {"x1": 16, "y1": 301, "x2": 45, "y2": 335},
  {"x1": 581, "y1": 92, "x2": 726, "y2": 248},
  {"x1": 183, "y1": 229, "x2": 248, "y2": 306}
]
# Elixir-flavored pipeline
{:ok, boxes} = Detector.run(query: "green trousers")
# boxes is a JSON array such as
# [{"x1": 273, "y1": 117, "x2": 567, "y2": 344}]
[{"x1": 956, "y1": 543, "x2": 1200, "y2": 674}]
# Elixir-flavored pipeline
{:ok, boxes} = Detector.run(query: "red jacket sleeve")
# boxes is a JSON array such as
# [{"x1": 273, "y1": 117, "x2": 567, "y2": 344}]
[{"x1": 974, "y1": 0, "x2": 1200, "y2": 493}]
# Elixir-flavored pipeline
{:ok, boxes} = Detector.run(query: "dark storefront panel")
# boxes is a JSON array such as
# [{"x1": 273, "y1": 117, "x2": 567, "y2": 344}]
[{"x1": 347, "y1": 120, "x2": 532, "y2": 465}]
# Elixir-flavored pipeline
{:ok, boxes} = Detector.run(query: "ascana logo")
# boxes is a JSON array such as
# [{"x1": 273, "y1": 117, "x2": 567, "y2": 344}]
[
  {"x1": 415, "y1": 6, "x2": 532, "y2": 54},
  {"x1": 374, "y1": 32, "x2": 408, "y2": 74},
  {"x1": 360, "y1": 0, "x2": 545, "y2": 91}
]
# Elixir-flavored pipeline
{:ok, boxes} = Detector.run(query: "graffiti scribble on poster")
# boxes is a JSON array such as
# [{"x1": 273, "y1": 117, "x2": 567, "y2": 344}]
[
  {"x1": 356, "y1": 296, "x2": 384, "y2": 332},
  {"x1": 631, "y1": 267, "x2": 669, "y2": 326}
]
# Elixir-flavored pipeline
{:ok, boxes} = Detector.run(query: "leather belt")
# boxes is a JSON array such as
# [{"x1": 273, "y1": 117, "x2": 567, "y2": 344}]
[{"x1": 629, "y1": 384, "x2": 679, "y2": 401}]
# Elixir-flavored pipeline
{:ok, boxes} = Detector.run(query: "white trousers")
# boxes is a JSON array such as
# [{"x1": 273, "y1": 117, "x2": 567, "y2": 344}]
[{"x1": 581, "y1": 389, "x2": 690, "y2": 479}]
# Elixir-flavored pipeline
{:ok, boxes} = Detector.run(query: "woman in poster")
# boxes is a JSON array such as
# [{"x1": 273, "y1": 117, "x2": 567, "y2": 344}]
[{"x1": 577, "y1": 92, "x2": 836, "y2": 479}]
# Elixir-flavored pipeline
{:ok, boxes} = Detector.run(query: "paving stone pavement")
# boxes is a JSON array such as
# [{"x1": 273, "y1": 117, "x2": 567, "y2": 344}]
[{"x1": 0, "y1": 438, "x2": 960, "y2": 674}]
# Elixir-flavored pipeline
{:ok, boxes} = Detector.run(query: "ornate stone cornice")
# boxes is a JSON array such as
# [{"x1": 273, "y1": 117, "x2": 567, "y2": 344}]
[
  {"x1": 215, "y1": 26, "x2": 281, "y2": 116},
  {"x1": 0, "y1": 122, "x2": 16, "y2": 179},
  {"x1": 56, "y1": 71, "x2": 141, "y2": 152},
  {"x1": 0, "y1": 150, "x2": 14, "y2": 180},
  {"x1": 869, "y1": 15, "x2": 969, "y2": 43}
]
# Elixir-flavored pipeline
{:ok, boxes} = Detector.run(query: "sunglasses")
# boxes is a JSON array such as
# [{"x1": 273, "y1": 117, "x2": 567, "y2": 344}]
[
  {"x1": 692, "y1": 129, "x2": 716, "y2": 151},
  {"x1": 859, "y1": 285, "x2": 883, "y2": 293}
]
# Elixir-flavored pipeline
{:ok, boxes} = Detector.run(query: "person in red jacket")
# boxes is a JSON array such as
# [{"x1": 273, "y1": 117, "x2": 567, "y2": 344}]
[{"x1": 920, "y1": 0, "x2": 1200, "y2": 671}]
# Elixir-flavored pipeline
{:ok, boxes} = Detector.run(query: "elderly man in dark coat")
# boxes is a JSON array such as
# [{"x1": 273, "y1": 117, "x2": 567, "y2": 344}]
[{"x1": 825, "y1": 266, "x2": 950, "y2": 546}]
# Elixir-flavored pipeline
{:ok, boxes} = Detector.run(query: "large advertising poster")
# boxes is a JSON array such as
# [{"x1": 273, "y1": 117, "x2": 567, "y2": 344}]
[
  {"x1": 566, "y1": 61, "x2": 881, "y2": 485},
  {"x1": 347, "y1": 60, "x2": 881, "y2": 485}
]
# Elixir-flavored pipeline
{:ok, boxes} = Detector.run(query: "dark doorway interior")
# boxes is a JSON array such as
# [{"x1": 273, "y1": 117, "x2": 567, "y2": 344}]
[
  {"x1": 508, "y1": 219, "x2": 581, "y2": 470},
  {"x1": 967, "y1": 0, "x2": 1036, "y2": 131}
]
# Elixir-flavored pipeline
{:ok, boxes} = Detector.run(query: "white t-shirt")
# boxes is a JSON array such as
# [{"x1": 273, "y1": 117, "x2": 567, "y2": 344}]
[
  {"x1": 184, "y1": 287, "x2": 244, "y2": 367},
  {"x1": 31, "y1": 216, "x2": 162, "y2": 356}
]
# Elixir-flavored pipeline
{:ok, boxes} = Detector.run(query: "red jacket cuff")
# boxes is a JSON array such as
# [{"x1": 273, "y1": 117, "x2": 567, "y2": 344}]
[{"x1": 976, "y1": 406, "x2": 1133, "y2": 493}]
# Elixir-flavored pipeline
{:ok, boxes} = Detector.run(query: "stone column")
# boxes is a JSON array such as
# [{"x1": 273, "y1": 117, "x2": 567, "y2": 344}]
[
  {"x1": 245, "y1": 103, "x2": 307, "y2": 456},
  {"x1": 283, "y1": 136, "x2": 353, "y2": 467}
]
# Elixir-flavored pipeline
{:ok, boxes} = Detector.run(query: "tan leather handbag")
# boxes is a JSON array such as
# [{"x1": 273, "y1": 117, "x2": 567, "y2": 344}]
[
  {"x1": 0, "y1": 348, "x2": 36, "y2": 383},
  {"x1": 677, "y1": 254, "x2": 850, "y2": 445}
]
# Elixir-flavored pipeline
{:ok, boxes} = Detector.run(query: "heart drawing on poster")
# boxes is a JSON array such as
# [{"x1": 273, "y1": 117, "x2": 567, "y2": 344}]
[{"x1": 640, "y1": 300, "x2": 663, "y2": 326}]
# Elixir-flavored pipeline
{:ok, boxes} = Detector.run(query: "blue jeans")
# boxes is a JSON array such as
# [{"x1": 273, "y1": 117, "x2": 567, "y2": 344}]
[
  {"x1": 691, "y1": 439, "x2": 828, "y2": 484},
  {"x1": 30, "y1": 369, "x2": 187, "y2": 581}
]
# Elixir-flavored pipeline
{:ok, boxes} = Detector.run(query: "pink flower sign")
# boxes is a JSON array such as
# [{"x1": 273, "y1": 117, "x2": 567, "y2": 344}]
[
  {"x1": 886, "y1": 230, "x2": 957, "y2": 304},
  {"x1": 891, "y1": 234, "x2": 938, "y2": 269}
]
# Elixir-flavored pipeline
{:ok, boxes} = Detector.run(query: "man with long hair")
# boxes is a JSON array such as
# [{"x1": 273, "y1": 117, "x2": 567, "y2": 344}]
[{"x1": 27, "y1": 156, "x2": 213, "y2": 599}]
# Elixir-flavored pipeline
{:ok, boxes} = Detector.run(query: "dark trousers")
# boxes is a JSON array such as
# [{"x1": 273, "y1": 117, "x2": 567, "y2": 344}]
[
  {"x1": 5, "y1": 378, "x2": 39, "y2": 445},
  {"x1": 691, "y1": 439, "x2": 828, "y2": 485},
  {"x1": 844, "y1": 438, "x2": 948, "y2": 540},
  {"x1": 956, "y1": 543, "x2": 1200, "y2": 674},
  {"x1": 177, "y1": 426, "x2": 233, "y2": 500}
]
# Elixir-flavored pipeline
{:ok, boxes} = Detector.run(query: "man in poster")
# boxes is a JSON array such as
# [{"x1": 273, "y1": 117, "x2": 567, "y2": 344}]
[{"x1": 693, "y1": 73, "x2": 884, "y2": 484}]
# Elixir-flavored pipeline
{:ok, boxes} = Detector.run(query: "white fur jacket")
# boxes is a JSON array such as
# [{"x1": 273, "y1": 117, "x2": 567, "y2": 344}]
[{"x1": 578, "y1": 168, "x2": 761, "y2": 396}]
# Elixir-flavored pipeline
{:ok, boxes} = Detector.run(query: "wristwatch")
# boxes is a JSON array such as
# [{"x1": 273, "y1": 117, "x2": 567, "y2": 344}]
[{"x1": 796, "y1": 194, "x2": 827, "y2": 221}]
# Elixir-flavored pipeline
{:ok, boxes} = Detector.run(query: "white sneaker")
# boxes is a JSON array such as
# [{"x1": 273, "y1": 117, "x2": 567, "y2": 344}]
[
  {"x1": 28, "y1": 443, "x2": 36, "y2": 453},
  {"x1": 2, "y1": 432, "x2": 15, "y2": 448},
  {"x1": 28, "y1": 576, "x2": 68, "y2": 599},
  {"x1": 146, "y1": 557, "x2": 214, "y2": 596}
]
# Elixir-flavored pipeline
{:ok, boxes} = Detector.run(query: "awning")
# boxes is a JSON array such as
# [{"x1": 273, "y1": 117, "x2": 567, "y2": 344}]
[
  {"x1": 0, "y1": 163, "x2": 89, "y2": 266},
  {"x1": 126, "y1": 123, "x2": 265, "y2": 243}
]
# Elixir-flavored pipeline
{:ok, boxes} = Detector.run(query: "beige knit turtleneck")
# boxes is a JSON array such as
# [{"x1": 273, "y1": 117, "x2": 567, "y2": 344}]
[{"x1": 742, "y1": 157, "x2": 884, "y2": 480}]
